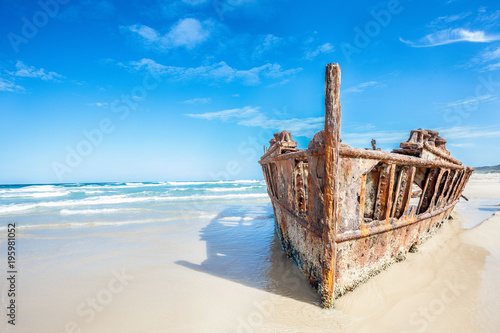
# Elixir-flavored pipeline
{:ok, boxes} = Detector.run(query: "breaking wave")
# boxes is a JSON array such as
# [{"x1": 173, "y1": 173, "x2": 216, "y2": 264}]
[{"x1": 0, "y1": 192, "x2": 269, "y2": 215}]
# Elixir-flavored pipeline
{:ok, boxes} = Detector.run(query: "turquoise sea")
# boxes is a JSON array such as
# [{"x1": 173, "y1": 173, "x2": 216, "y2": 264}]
[{"x1": 0, "y1": 180, "x2": 272, "y2": 230}]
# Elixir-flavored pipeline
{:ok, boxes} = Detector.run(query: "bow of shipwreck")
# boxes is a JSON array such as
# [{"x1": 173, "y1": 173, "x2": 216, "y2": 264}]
[{"x1": 258, "y1": 63, "x2": 474, "y2": 308}]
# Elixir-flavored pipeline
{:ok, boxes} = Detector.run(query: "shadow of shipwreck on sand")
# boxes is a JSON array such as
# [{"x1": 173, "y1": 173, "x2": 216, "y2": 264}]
[{"x1": 176, "y1": 205, "x2": 320, "y2": 304}]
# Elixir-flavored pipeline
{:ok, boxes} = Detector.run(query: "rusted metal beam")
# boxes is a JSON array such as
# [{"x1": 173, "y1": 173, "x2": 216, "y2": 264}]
[
  {"x1": 259, "y1": 148, "x2": 324, "y2": 164},
  {"x1": 384, "y1": 164, "x2": 397, "y2": 222},
  {"x1": 335, "y1": 200, "x2": 459, "y2": 243},
  {"x1": 321, "y1": 63, "x2": 341, "y2": 308},
  {"x1": 403, "y1": 166, "x2": 416, "y2": 215},
  {"x1": 260, "y1": 146, "x2": 474, "y2": 172},
  {"x1": 417, "y1": 169, "x2": 438, "y2": 214},
  {"x1": 392, "y1": 165, "x2": 414, "y2": 218},
  {"x1": 423, "y1": 142, "x2": 462, "y2": 165},
  {"x1": 268, "y1": 195, "x2": 322, "y2": 236},
  {"x1": 444, "y1": 170, "x2": 460, "y2": 204},
  {"x1": 339, "y1": 147, "x2": 473, "y2": 171},
  {"x1": 451, "y1": 170, "x2": 466, "y2": 202},
  {"x1": 373, "y1": 164, "x2": 392, "y2": 221},
  {"x1": 428, "y1": 169, "x2": 445, "y2": 212}
]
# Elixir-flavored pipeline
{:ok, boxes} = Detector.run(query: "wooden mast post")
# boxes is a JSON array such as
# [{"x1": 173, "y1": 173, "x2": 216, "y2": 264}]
[{"x1": 321, "y1": 63, "x2": 341, "y2": 308}]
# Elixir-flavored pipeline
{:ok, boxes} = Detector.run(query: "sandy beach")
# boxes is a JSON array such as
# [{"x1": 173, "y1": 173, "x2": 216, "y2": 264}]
[{"x1": 1, "y1": 173, "x2": 499, "y2": 333}]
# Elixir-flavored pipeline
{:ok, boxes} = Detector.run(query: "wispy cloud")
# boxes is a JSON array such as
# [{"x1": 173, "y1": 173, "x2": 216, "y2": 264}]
[
  {"x1": 12, "y1": 61, "x2": 64, "y2": 81},
  {"x1": 341, "y1": 125, "x2": 500, "y2": 148},
  {"x1": 437, "y1": 126, "x2": 500, "y2": 139},
  {"x1": 180, "y1": 97, "x2": 211, "y2": 104},
  {"x1": 341, "y1": 130, "x2": 408, "y2": 147},
  {"x1": 305, "y1": 43, "x2": 334, "y2": 60},
  {"x1": 125, "y1": 18, "x2": 212, "y2": 49},
  {"x1": 475, "y1": 46, "x2": 500, "y2": 71},
  {"x1": 428, "y1": 12, "x2": 471, "y2": 27},
  {"x1": 400, "y1": 28, "x2": 500, "y2": 47},
  {"x1": 186, "y1": 106, "x2": 259, "y2": 120},
  {"x1": 185, "y1": 106, "x2": 323, "y2": 138},
  {"x1": 477, "y1": 8, "x2": 500, "y2": 25},
  {"x1": 0, "y1": 77, "x2": 24, "y2": 93},
  {"x1": 449, "y1": 143, "x2": 475, "y2": 148},
  {"x1": 87, "y1": 102, "x2": 109, "y2": 107},
  {"x1": 444, "y1": 94, "x2": 497, "y2": 108},
  {"x1": 343, "y1": 81, "x2": 380, "y2": 94},
  {"x1": 215, "y1": 0, "x2": 258, "y2": 17},
  {"x1": 185, "y1": 107, "x2": 500, "y2": 144},
  {"x1": 123, "y1": 58, "x2": 301, "y2": 86},
  {"x1": 481, "y1": 46, "x2": 500, "y2": 62}
]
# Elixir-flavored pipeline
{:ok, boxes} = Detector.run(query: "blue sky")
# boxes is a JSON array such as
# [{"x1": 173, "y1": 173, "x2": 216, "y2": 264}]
[{"x1": 1, "y1": 0, "x2": 499, "y2": 184}]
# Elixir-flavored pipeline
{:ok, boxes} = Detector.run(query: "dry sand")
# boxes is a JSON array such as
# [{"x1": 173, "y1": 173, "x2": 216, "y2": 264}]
[{"x1": 1, "y1": 173, "x2": 499, "y2": 332}]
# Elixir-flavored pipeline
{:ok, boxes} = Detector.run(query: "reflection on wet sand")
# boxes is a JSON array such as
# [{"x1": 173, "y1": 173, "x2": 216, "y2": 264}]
[{"x1": 177, "y1": 206, "x2": 320, "y2": 305}]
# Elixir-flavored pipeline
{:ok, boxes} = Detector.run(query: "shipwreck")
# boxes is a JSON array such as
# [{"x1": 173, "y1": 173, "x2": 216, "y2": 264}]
[{"x1": 259, "y1": 63, "x2": 474, "y2": 308}]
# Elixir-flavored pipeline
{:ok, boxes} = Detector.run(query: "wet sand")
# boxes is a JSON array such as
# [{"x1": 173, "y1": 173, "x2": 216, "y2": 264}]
[{"x1": 1, "y1": 173, "x2": 500, "y2": 332}]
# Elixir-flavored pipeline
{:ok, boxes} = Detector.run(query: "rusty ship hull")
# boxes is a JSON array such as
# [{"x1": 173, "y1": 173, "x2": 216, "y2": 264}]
[{"x1": 259, "y1": 63, "x2": 474, "y2": 308}]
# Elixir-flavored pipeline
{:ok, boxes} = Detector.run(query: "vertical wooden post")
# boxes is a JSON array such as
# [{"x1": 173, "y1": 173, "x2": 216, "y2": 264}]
[{"x1": 321, "y1": 63, "x2": 341, "y2": 308}]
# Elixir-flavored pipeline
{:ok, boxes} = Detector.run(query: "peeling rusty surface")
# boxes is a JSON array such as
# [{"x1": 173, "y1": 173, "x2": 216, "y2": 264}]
[{"x1": 258, "y1": 63, "x2": 474, "y2": 308}]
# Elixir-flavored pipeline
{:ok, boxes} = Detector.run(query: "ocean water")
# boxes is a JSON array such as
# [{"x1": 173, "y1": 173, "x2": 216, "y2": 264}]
[{"x1": 0, "y1": 180, "x2": 271, "y2": 230}]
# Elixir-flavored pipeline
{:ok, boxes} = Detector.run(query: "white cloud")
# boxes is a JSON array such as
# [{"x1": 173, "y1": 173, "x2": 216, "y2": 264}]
[
  {"x1": 180, "y1": 97, "x2": 211, "y2": 104},
  {"x1": 400, "y1": 28, "x2": 500, "y2": 47},
  {"x1": 13, "y1": 61, "x2": 64, "y2": 81},
  {"x1": 127, "y1": 58, "x2": 169, "y2": 74},
  {"x1": 306, "y1": 43, "x2": 334, "y2": 60},
  {"x1": 254, "y1": 34, "x2": 282, "y2": 56},
  {"x1": 128, "y1": 25, "x2": 159, "y2": 43},
  {"x1": 185, "y1": 106, "x2": 323, "y2": 138},
  {"x1": 0, "y1": 77, "x2": 24, "y2": 93},
  {"x1": 1, "y1": 61, "x2": 64, "y2": 92},
  {"x1": 126, "y1": 18, "x2": 211, "y2": 49},
  {"x1": 167, "y1": 18, "x2": 211, "y2": 48},
  {"x1": 343, "y1": 81, "x2": 380, "y2": 94},
  {"x1": 126, "y1": 58, "x2": 302, "y2": 86}
]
